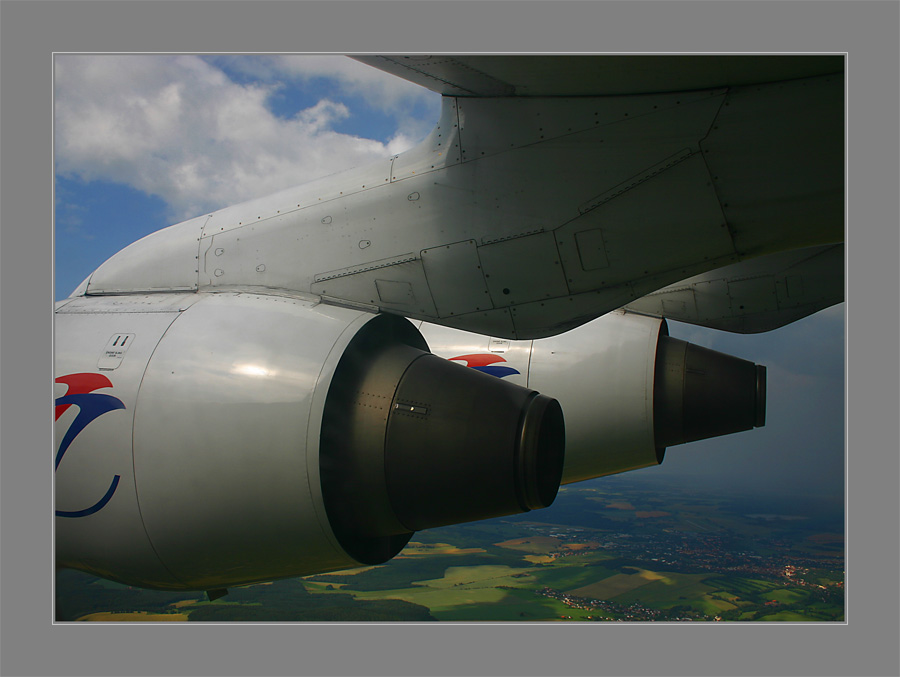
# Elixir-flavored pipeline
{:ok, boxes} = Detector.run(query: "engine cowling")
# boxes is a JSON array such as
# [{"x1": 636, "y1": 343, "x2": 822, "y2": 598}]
[
  {"x1": 419, "y1": 311, "x2": 766, "y2": 485},
  {"x1": 54, "y1": 292, "x2": 564, "y2": 591}
]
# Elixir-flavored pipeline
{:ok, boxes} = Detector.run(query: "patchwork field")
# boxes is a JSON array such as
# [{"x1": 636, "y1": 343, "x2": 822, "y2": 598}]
[
  {"x1": 757, "y1": 610, "x2": 819, "y2": 622},
  {"x1": 395, "y1": 542, "x2": 487, "y2": 557},
  {"x1": 567, "y1": 569, "x2": 663, "y2": 599},
  {"x1": 77, "y1": 611, "x2": 189, "y2": 622},
  {"x1": 312, "y1": 565, "x2": 381, "y2": 575},
  {"x1": 343, "y1": 564, "x2": 540, "y2": 617},
  {"x1": 493, "y1": 536, "x2": 562, "y2": 553},
  {"x1": 56, "y1": 478, "x2": 844, "y2": 623}
]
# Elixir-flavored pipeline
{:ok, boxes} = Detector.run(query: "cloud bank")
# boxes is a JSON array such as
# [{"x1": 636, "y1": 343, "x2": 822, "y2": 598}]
[{"x1": 54, "y1": 55, "x2": 440, "y2": 221}]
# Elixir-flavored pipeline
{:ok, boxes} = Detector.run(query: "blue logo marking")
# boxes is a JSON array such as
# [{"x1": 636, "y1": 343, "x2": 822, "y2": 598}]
[{"x1": 55, "y1": 374, "x2": 125, "y2": 518}]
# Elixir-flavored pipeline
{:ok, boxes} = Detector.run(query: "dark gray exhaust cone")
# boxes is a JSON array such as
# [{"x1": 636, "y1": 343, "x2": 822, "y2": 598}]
[
  {"x1": 654, "y1": 335, "x2": 766, "y2": 451},
  {"x1": 319, "y1": 315, "x2": 565, "y2": 565},
  {"x1": 384, "y1": 352, "x2": 565, "y2": 531}
]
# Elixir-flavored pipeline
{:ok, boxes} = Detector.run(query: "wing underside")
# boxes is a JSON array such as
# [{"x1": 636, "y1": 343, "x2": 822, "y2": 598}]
[
  {"x1": 84, "y1": 55, "x2": 844, "y2": 338},
  {"x1": 355, "y1": 54, "x2": 845, "y2": 333},
  {"x1": 352, "y1": 54, "x2": 844, "y2": 97}
]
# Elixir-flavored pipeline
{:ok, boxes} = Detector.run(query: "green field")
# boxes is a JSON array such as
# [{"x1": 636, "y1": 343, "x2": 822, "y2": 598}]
[
  {"x1": 767, "y1": 589, "x2": 810, "y2": 604},
  {"x1": 346, "y1": 564, "x2": 536, "y2": 614},
  {"x1": 758, "y1": 610, "x2": 819, "y2": 622},
  {"x1": 598, "y1": 571, "x2": 727, "y2": 614},
  {"x1": 568, "y1": 569, "x2": 660, "y2": 600},
  {"x1": 433, "y1": 588, "x2": 593, "y2": 622},
  {"x1": 532, "y1": 561, "x2": 617, "y2": 591}
]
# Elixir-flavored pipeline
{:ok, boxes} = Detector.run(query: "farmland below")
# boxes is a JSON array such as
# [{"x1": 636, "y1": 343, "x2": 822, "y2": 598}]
[{"x1": 56, "y1": 474, "x2": 844, "y2": 622}]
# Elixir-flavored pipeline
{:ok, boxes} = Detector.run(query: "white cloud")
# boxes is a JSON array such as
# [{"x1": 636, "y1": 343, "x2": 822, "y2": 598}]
[
  {"x1": 210, "y1": 54, "x2": 436, "y2": 115},
  {"x1": 54, "y1": 55, "x2": 440, "y2": 222}
]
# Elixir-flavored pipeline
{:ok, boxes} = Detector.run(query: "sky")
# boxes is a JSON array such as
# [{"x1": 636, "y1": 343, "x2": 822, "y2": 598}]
[{"x1": 53, "y1": 54, "x2": 845, "y2": 501}]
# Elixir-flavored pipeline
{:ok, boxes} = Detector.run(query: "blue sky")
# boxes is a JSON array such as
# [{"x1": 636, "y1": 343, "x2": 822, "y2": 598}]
[{"x1": 53, "y1": 54, "x2": 845, "y2": 500}]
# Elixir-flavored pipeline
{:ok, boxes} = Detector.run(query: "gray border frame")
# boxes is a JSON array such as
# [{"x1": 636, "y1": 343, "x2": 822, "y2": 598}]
[{"x1": 3, "y1": 2, "x2": 898, "y2": 676}]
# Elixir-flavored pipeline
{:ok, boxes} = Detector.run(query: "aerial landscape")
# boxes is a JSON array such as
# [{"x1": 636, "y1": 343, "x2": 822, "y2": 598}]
[
  {"x1": 56, "y1": 473, "x2": 844, "y2": 623},
  {"x1": 51, "y1": 55, "x2": 846, "y2": 625}
]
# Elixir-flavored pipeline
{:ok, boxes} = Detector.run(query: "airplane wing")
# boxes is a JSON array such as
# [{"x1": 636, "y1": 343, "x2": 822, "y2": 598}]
[
  {"x1": 352, "y1": 54, "x2": 843, "y2": 96},
  {"x1": 82, "y1": 54, "x2": 844, "y2": 339},
  {"x1": 623, "y1": 242, "x2": 843, "y2": 333},
  {"x1": 350, "y1": 54, "x2": 845, "y2": 335}
]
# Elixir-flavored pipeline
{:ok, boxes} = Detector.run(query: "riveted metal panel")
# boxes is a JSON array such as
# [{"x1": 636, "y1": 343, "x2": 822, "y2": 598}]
[
  {"x1": 556, "y1": 154, "x2": 733, "y2": 295},
  {"x1": 728, "y1": 276, "x2": 778, "y2": 315},
  {"x1": 456, "y1": 92, "x2": 721, "y2": 163},
  {"x1": 375, "y1": 279, "x2": 415, "y2": 305},
  {"x1": 624, "y1": 244, "x2": 843, "y2": 333},
  {"x1": 693, "y1": 279, "x2": 731, "y2": 322},
  {"x1": 199, "y1": 177, "x2": 413, "y2": 292},
  {"x1": 390, "y1": 98, "x2": 461, "y2": 181},
  {"x1": 574, "y1": 229, "x2": 610, "y2": 271},
  {"x1": 507, "y1": 284, "x2": 638, "y2": 340},
  {"x1": 311, "y1": 259, "x2": 438, "y2": 317},
  {"x1": 463, "y1": 93, "x2": 727, "y2": 253},
  {"x1": 701, "y1": 74, "x2": 844, "y2": 255},
  {"x1": 87, "y1": 215, "x2": 206, "y2": 294},
  {"x1": 56, "y1": 293, "x2": 202, "y2": 315},
  {"x1": 421, "y1": 240, "x2": 491, "y2": 317},
  {"x1": 478, "y1": 232, "x2": 569, "y2": 307},
  {"x1": 354, "y1": 55, "x2": 842, "y2": 97},
  {"x1": 200, "y1": 160, "x2": 394, "y2": 239},
  {"x1": 315, "y1": 253, "x2": 418, "y2": 283},
  {"x1": 428, "y1": 307, "x2": 518, "y2": 339}
]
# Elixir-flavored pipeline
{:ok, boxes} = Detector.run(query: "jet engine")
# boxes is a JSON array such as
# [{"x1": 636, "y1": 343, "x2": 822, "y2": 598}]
[
  {"x1": 54, "y1": 291, "x2": 565, "y2": 591},
  {"x1": 420, "y1": 311, "x2": 766, "y2": 485}
]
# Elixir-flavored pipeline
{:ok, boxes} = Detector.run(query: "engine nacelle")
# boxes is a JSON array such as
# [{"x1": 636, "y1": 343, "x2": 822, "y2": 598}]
[
  {"x1": 54, "y1": 292, "x2": 564, "y2": 591},
  {"x1": 419, "y1": 311, "x2": 765, "y2": 484}
]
